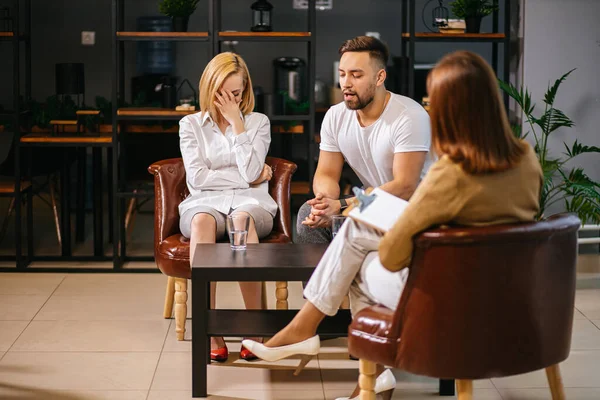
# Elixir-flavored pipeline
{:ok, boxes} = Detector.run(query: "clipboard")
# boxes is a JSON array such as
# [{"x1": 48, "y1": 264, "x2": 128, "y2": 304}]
[{"x1": 342, "y1": 187, "x2": 409, "y2": 233}]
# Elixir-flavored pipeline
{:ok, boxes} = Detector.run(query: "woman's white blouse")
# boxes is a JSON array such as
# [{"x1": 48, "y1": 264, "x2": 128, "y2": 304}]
[{"x1": 178, "y1": 111, "x2": 278, "y2": 218}]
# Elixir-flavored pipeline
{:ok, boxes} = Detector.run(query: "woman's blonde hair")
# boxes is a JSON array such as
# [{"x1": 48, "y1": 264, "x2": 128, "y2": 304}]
[
  {"x1": 199, "y1": 52, "x2": 255, "y2": 121},
  {"x1": 427, "y1": 50, "x2": 526, "y2": 174}
]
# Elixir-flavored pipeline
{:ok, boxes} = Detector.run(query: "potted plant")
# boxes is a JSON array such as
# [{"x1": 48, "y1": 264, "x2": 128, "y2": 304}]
[
  {"x1": 158, "y1": 0, "x2": 200, "y2": 32},
  {"x1": 499, "y1": 70, "x2": 600, "y2": 225},
  {"x1": 450, "y1": 0, "x2": 498, "y2": 33}
]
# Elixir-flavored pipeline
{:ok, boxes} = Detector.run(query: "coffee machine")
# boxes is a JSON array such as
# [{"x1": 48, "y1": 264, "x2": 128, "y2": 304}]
[{"x1": 273, "y1": 57, "x2": 307, "y2": 115}]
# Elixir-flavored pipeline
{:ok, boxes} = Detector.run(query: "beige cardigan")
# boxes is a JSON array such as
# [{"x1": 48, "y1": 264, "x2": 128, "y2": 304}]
[{"x1": 379, "y1": 142, "x2": 543, "y2": 272}]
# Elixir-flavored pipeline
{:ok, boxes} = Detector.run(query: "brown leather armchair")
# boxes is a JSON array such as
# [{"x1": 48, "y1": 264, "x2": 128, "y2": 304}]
[
  {"x1": 148, "y1": 156, "x2": 297, "y2": 340},
  {"x1": 348, "y1": 214, "x2": 580, "y2": 400}
]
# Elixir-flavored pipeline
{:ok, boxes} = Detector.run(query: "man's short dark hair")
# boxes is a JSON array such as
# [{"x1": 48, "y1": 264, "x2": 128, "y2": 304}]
[{"x1": 339, "y1": 36, "x2": 389, "y2": 70}]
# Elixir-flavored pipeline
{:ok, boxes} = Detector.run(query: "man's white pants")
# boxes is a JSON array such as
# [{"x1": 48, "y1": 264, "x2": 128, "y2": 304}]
[{"x1": 303, "y1": 219, "x2": 409, "y2": 316}]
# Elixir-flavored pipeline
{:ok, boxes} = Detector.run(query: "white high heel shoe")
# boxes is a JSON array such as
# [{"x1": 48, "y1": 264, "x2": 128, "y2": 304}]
[
  {"x1": 241, "y1": 336, "x2": 320, "y2": 375},
  {"x1": 335, "y1": 369, "x2": 396, "y2": 400}
]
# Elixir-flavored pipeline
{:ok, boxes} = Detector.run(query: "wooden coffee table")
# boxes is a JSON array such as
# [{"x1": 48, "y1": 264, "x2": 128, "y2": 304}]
[{"x1": 190, "y1": 243, "x2": 454, "y2": 398}]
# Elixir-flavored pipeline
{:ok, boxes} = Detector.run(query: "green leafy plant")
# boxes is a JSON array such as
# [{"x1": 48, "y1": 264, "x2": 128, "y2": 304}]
[
  {"x1": 450, "y1": 0, "x2": 498, "y2": 18},
  {"x1": 499, "y1": 70, "x2": 600, "y2": 224},
  {"x1": 158, "y1": 0, "x2": 200, "y2": 17}
]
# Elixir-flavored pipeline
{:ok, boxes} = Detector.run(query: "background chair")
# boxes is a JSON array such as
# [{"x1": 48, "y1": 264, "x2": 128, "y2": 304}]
[
  {"x1": 347, "y1": 214, "x2": 580, "y2": 400},
  {"x1": 0, "y1": 132, "x2": 63, "y2": 248},
  {"x1": 148, "y1": 156, "x2": 297, "y2": 340}
]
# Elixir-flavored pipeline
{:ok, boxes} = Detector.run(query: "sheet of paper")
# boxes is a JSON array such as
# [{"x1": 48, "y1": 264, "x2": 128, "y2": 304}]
[{"x1": 348, "y1": 188, "x2": 409, "y2": 233}]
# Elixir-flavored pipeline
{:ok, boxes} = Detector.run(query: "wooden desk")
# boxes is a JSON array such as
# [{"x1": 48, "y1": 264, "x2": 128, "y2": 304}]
[{"x1": 20, "y1": 133, "x2": 113, "y2": 257}]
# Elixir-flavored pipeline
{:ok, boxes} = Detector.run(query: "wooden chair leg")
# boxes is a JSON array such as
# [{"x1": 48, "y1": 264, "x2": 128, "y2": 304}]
[
  {"x1": 456, "y1": 380, "x2": 473, "y2": 400},
  {"x1": 174, "y1": 278, "x2": 188, "y2": 341},
  {"x1": 163, "y1": 276, "x2": 175, "y2": 318},
  {"x1": 49, "y1": 177, "x2": 62, "y2": 247},
  {"x1": 276, "y1": 281, "x2": 288, "y2": 310},
  {"x1": 359, "y1": 359, "x2": 377, "y2": 400},
  {"x1": 546, "y1": 364, "x2": 566, "y2": 400},
  {"x1": 124, "y1": 198, "x2": 136, "y2": 241}
]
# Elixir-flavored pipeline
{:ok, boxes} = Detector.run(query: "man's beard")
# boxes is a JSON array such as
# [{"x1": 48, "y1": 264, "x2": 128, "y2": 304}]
[{"x1": 344, "y1": 87, "x2": 376, "y2": 110}]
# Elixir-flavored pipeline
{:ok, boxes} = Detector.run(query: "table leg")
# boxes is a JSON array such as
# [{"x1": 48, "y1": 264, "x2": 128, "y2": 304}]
[
  {"x1": 276, "y1": 281, "x2": 288, "y2": 310},
  {"x1": 439, "y1": 379, "x2": 455, "y2": 396},
  {"x1": 75, "y1": 148, "x2": 86, "y2": 243},
  {"x1": 27, "y1": 186, "x2": 33, "y2": 262},
  {"x1": 60, "y1": 149, "x2": 71, "y2": 256},
  {"x1": 92, "y1": 148, "x2": 104, "y2": 256},
  {"x1": 192, "y1": 277, "x2": 209, "y2": 398},
  {"x1": 107, "y1": 149, "x2": 114, "y2": 244}
]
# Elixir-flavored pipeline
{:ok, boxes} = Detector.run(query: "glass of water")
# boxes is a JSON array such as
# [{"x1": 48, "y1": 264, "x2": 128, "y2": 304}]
[
  {"x1": 228, "y1": 214, "x2": 250, "y2": 250},
  {"x1": 331, "y1": 215, "x2": 347, "y2": 239}
]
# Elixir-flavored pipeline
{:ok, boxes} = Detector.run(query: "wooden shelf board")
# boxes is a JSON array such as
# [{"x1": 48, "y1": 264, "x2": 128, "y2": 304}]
[
  {"x1": 219, "y1": 31, "x2": 311, "y2": 37},
  {"x1": 0, "y1": 180, "x2": 31, "y2": 193},
  {"x1": 20, "y1": 133, "x2": 112, "y2": 144},
  {"x1": 272, "y1": 125, "x2": 304, "y2": 134},
  {"x1": 291, "y1": 181, "x2": 311, "y2": 195},
  {"x1": 117, "y1": 31, "x2": 209, "y2": 37},
  {"x1": 49, "y1": 120, "x2": 77, "y2": 125},
  {"x1": 76, "y1": 110, "x2": 101, "y2": 115},
  {"x1": 401, "y1": 32, "x2": 505, "y2": 39},
  {"x1": 117, "y1": 108, "x2": 197, "y2": 117},
  {"x1": 0, "y1": 32, "x2": 14, "y2": 37}
]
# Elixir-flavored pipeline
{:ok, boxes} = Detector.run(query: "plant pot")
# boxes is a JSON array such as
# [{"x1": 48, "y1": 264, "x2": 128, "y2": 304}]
[
  {"x1": 172, "y1": 16, "x2": 189, "y2": 32},
  {"x1": 465, "y1": 16, "x2": 482, "y2": 33}
]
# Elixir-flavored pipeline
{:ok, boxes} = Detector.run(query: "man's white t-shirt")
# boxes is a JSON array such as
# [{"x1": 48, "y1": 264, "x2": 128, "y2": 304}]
[{"x1": 320, "y1": 92, "x2": 432, "y2": 188}]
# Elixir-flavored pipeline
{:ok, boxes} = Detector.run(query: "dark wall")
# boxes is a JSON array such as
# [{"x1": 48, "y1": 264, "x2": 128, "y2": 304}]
[{"x1": 0, "y1": 0, "x2": 505, "y2": 107}]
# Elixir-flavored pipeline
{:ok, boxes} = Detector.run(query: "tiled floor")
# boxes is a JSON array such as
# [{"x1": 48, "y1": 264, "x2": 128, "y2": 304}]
[{"x1": 0, "y1": 255, "x2": 599, "y2": 399}]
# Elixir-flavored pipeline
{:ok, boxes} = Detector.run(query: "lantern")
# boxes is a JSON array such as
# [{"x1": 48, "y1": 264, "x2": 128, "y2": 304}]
[{"x1": 250, "y1": 0, "x2": 273, "y2": 32}]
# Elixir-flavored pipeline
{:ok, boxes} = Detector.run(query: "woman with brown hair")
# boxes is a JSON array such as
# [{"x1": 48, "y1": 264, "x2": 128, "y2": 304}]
[{"x1": 243, "y1": 50, "x2": 543, "y2": 400}]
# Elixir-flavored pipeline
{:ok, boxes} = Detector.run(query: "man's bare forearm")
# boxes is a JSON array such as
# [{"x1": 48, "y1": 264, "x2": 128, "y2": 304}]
[
  {"x1": 379, "y1": 180, "x2": 417, "y2": 201},
  {"x1": 313, "y1": 174, "x2": 341, "y2": 199}
]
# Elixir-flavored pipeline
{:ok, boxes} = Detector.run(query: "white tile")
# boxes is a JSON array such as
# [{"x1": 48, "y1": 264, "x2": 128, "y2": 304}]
[
  {"x1": 34, "y1": 293, "x2": 165, "y2": 321},
  {"x1": 148, "y1": 390, "x2": 326, "y2": 400},
  {"x1": 492, "y1": 350, "x2": 600, "y2": 388},
  {"x1": 0, "y1": 295, "x2": 50, "y2": 320},
  {"x1": 574, "y1": 308, "x2": 587, "y2": 320},
  {"x1": 325, "y1": 387, "x2": 503, "y2": 400},
  {"x1": 321, "y1": 368, "x2": 439, "y2": 391},
  {"x1": 11, "y1": 320, "x2": 170, "y2": 352},
  {"x1": 0, "y1": 320, "x2": 28, "y2": 351},
  {"x1": 571, "y1": 319, "x2": 600, "y2": 350},
  {"x1": 0, "y1": 273, "x2": 65, "y2": 295},
  {"x1": 575, "y1": 289, "x2": 600, "y2": 319},
  {"x1": 499, "y1": 387, "x2": 600, "y2": 399},
  {"x1": 0, "y1": 352, "x2": 160, "y2": 390},
  {"x1": 151, "y1": 352, "x2": 322, "y2": 392},
  {"x1": 31, "y1": 261, "x2": 113, "y2": 270},
  {"x1": 52, "y1": 273, "x2": 167, "y2": 297},
  {"x1": 0, "y1": 389, "x2": 148, "y2": 400}
]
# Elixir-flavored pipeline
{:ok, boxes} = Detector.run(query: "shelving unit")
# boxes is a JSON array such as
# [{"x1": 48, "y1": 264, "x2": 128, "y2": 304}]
[
  {"x1": 0, "y1": 0, "x2": 32, "y2": 268},
  {"x1": 116, "y1": 31, "x2": 209, "y2": 41},
  {"x1": 400, "y1": 0, "x2": 510, "y2": 106},
  {"x1": 211, "y1": 0, "x2": 317, "y2": 186},
  {"x1": 110, "y1": 0, "x2": 318, "y2": 267}
]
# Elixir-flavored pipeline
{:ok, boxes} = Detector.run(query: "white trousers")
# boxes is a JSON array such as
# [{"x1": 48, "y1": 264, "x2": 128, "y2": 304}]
[{"x1": 303, "y1": 219, "x2": 409, "y2": 316}]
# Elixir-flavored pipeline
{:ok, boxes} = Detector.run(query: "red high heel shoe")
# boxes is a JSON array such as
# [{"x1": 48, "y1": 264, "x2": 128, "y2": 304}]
[
  {"x1": 210, "y1": 345, "x2": 229, "y2": 362},
  {"x1": 239, "y1": 345, "x2": 258, "y2": 361}
]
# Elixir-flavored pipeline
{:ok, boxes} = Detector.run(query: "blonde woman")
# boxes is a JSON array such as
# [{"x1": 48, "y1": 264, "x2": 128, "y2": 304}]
[{"x1": 179, "y1": 52, "x2": 276, "y2": 362}]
